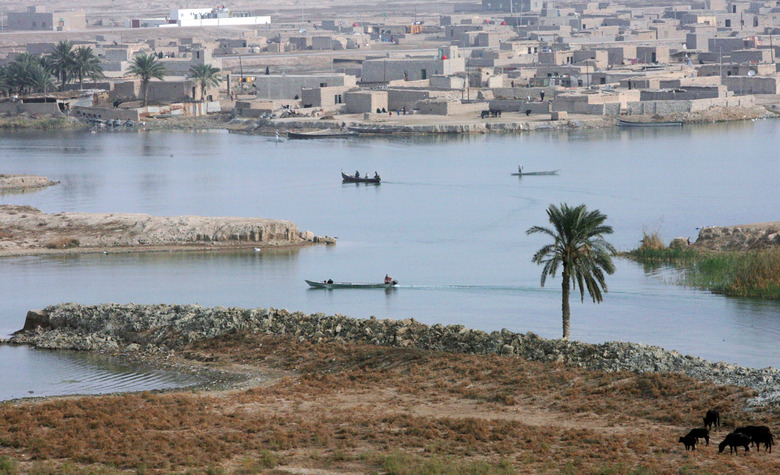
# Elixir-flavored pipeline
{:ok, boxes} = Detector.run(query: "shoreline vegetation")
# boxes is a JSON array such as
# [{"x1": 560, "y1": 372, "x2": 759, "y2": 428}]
[
  {"x1": 1, "y1": 303, "x2": 779, "y2": 473},
  {"x1": 627, "y1": 230, "x2": 780, "y2": 300}
]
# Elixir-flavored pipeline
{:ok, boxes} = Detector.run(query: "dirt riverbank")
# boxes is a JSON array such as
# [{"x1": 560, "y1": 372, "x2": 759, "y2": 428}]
[
  {"x1": 0, "y1": 205, "x2": 329, "y2": 257},
  {"x1": 1, "y1": 325, "x2": 778, "y2": 474}
]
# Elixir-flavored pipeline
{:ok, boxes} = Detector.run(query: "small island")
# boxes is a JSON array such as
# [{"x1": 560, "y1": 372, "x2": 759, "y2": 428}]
[
  {"x1": 0, "y1": 174, "x2": 59, "y2": 193},
  {"x1": 0, "y1": 205, "x2": 332, "y2": 256}
]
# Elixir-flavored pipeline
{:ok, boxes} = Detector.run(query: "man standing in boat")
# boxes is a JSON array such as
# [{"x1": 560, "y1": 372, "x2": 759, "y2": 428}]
[
  {"x1": 518, "y1": 165, "x2": 523, "y2": 174},
  {"x1": 384, "y1": 274, "x2": 393, "y2": 284}
]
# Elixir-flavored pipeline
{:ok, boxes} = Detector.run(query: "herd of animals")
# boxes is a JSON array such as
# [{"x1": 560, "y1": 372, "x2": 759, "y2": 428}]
[{"x1": 678, "y1": 410, "x2": 775, "y2": 454}]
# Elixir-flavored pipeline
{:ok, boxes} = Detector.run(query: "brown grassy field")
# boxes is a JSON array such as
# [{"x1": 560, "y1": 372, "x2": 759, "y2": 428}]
[{"x1": 0, "y1": 333, "x2": 778, "y2": 474}]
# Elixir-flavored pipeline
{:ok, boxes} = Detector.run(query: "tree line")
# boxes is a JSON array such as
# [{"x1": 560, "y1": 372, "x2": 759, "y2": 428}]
[
  {"x1": 0, "y1": 41, "x2": 104, "y2": 95},
  {"x1": 1, "y1": 40, "x2": 222, "y2": 106}
]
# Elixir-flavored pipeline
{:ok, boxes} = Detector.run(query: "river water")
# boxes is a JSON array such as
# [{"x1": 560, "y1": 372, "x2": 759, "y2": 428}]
[{"x1": 1, "y1": 120, "x2": 779, "y2": 399}]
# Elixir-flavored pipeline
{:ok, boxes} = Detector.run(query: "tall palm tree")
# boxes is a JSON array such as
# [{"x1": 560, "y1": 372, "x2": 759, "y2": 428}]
[
  {"x1": 127, "y1": 53, "x2": 166, "y2": 106},
  {"x1": 47, "y1": 40, "x2": 76, "y2": 91},
  {"x1": 187, "y1": 63, "x2": 222, "y2": 101},
  {"x1": 526, "y1": 203, "x2": 616, "y2": 340},
  {"x1": 73, "y1": 46, "x2": 104, "y2": 89}
]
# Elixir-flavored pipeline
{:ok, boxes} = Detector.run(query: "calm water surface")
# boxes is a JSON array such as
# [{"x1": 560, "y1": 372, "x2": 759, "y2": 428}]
[{"x1": 1, "y1": 120, "x2": 779, "y2": 399}]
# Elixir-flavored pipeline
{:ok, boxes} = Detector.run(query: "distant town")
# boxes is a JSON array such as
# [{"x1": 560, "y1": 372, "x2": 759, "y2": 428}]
[{"x1": 1, "y1": 0, "x2": 779, "y2": 131}]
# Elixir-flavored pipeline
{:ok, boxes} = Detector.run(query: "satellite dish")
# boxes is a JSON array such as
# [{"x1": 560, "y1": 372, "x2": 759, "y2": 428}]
[{"x1": 747, "y1": 70, "x2": 756, "y2": 77}]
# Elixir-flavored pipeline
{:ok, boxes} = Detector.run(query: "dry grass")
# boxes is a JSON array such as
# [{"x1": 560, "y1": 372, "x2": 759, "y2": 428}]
[
  {"x1": 0, "y1": 334, "x2": 778, "y2": 474},
  {"x1": 43, "y1": 237, "x2": 80, "y2": 249}
]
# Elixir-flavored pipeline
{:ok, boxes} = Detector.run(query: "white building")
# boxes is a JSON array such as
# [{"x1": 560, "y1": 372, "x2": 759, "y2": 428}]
[{"x1": 167, "y1": 7, "x2": 270, "y2": 27}]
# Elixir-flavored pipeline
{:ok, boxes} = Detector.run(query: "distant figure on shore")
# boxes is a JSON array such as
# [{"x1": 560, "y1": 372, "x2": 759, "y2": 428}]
[{"x1": 540, "y1": 91, "x2": 545, "y2": 101}]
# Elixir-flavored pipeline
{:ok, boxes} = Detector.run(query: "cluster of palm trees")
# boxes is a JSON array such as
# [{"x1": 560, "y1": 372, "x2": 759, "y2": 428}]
[
  {"x1": 1, "y1": 40, "x2": 222, "y2": 106},
  {"x1": 0, "y1": 40, "x2": 104, "y2": 96}
]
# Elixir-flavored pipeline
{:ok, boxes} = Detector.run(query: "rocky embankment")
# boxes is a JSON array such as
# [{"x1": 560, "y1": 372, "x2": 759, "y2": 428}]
[
  {"x1": 0, "y1": 174, "x2": 59, "y2": 192},
  {"x1": 7, "y1": 303, "x2": 780, "y2": 407},
  {"x1": 693, "y1": 222, "x2": 780, "y2": 251},
  {"x1": 0, "y1": 205, "x2": 333, "y2": 256}
]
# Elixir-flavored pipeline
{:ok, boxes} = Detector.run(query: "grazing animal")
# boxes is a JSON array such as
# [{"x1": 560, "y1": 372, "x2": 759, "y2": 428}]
[
  {"x1": 679, "y1": 435, "x2": 697, "y2": 451},
  {"x1": 703, "y1": 410, "x2": 720, "y2": 430},
  {"x1": 684, "y1": 428, "x2": 710, "y2": 445},
  {"x1": 749, "y1": 431, "x2": 774, "y2": 453},
  {"x1": 735, "y1": 426, "x2": 774, "y2": 452},
  {"x1": 718, "y1": 432, "x2": 751, "y2": 454},
  {"x1": 481, "y1": 110, "x2": 490, "y2": 119}
]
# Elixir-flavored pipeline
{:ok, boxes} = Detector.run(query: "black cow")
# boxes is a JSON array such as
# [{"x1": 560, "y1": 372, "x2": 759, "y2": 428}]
[
  {"x1": 679, "y1": 435, "x2": 697, "y2": 451},
  {"x1": 750, "y1": 431, "x2": 775, "y2": 453},
  {"x1": 703, "y1": 410, "x2": 720, "y2": 430},
  {"x1": 684, "y1": 428, "x2": 710, "y2": 445},
  {"x1": 735, "y1": 426, "x2": 774, "y2": 452},
  {"x1": 481, "y1": 110, "x2": 490, "y2": 119},
  {"x1": 718, "y1": 432, "x2": 751, "y2": 454}
]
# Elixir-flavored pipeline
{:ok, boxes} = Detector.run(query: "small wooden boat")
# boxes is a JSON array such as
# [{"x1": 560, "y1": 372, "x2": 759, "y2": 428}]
[
  {"x1": 511, "y1": 169, "x2": 560, "y2": 176},
  {"x1": 287, "y1": 129, "x2": 357, "y2": 139},
  {"x1": 617, "y1": 118, "x2": 683, "y2": 128},
  {"x1": 342, "y1": 172, "x2": 381, "y2": 184},
  {"x1": 306, "y1": 279, "x2": 398, "y2": 289}
]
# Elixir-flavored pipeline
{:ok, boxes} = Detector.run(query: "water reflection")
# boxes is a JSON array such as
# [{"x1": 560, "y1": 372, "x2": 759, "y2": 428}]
[{"x1": 0, "y1": 346, "x2": 208, "y2": 401}]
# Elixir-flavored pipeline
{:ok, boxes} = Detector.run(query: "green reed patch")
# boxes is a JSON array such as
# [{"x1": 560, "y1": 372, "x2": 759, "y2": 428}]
[{"x1": 627, "y1": 242, "x2": 780, "y2": 300}]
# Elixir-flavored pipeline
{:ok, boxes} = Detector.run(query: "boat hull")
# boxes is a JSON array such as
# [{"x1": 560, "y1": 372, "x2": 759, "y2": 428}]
[
  {"x1": 342, "y1": 172, "x2": 381, "y2": 184},
  {"x1": 306, "y1": 279, "x2": 397, "y2": 289},
  {"x1": 288, "y1": 131, "x2": 357, "y2": 139},
  {"x1": 617, "y1": 118, "x2": 683, "y2": 127},
  {"x1": 511, "y1": 169, "x2": 560, "y2": 176}
]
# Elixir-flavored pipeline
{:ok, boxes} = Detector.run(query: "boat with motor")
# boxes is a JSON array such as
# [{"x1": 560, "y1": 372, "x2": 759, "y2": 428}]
[{"x1": 306, "y1": 279, "x2": 398, "y2": 289}]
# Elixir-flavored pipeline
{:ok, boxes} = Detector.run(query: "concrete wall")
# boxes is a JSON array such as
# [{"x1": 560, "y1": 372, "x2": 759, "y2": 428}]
[
  {"x1": 253, "y1": 75, "x2": 356, "y2": 100},
  {"x1": 147, "y1": 81, "x2": 195, "y2": 103},
  {"x1": 639, "y1": 86, "x2": 725, "y2": 100},
  {"x1": 0, "y1": 101, "x2": 63, "y2": 116},
  {"x1": 7, "y1": 10, "x2": 85, "y2": 31},
  {"x1": 345, "y1": 90, "x2": 388, "y2": 113},
  {"x1": 387, "y1": 89, "x2": 456, "y2": 111},
  {"x1": 301, "y1": 86, "x2": 352, "y2": 108},
  {"x1": 625, "y1": 95, "x2": 755, "y2": 114},
  {"x1": 489, "y1": 99, "x2": 549, "y2": 113},
  {"x1": 361, "y1": 57, "x2": 465, "y2": 82},
  {"x1": 722, "y1": 76, "x2": 780, "y2": 94},
  {"x1": 414, "y1": 100, "x2": 485, "y2": 116}
]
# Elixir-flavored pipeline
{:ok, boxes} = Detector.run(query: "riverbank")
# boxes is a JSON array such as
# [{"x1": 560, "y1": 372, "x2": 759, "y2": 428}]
[
  {"x1": 2, "y1": 100, "x2": 776, "y2": 135},
  {"x1": 0, "y1": 115, "x2": 87, "y2": 131},
  {"x1": 1, "y1": 303, "x2": 779, "y2": 473},
  {"x1": 0, "y1": 205, "x2": 333, "y2": 257}
]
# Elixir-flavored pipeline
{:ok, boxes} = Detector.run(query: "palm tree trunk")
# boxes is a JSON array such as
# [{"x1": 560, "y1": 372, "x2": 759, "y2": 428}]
[
  {"x1": 561, "y1": 268, "x2": 571, "y2": 340},
  {"x1": 142, "y1": 80, "x2": 149, "y2": 106}
]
